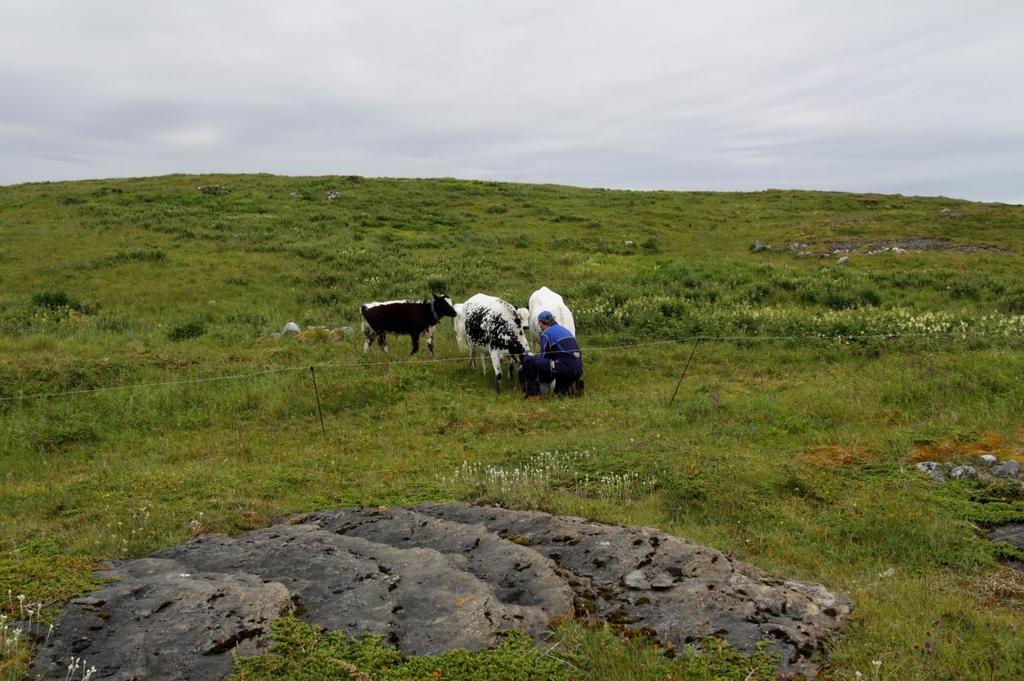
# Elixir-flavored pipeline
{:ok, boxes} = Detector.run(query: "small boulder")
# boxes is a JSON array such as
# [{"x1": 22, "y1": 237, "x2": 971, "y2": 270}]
[
  {"x1": 979, "y1": 454, "x2": 998, "y2": 465},
  {"x1": 282, "y1": 322, "x2": 301, "y2": 334},
  {"x1": 623, "y1": 570, "x2": 651, "y2": 590},
  {"x1": 324, "y1": 191, "x2": 343, "y2": 201},
  {"x1": 915, "y1": 461, "x2": 946, "y2": 482},
  {"x1": 749, "y1": 240, "x2": 770, "y2": 252},
  {"x1": 990, "y1": 460, "x2": 1021, "y2": 479},
  {"x1": 196, "y1": 184, "x2": 230, "y2": 195},
  {"x1": 835, "y1": 256, "x2": 850, "y2": 266},
  {"x1": 949, "y1": 465, "x2": 977, "y2": 480}
]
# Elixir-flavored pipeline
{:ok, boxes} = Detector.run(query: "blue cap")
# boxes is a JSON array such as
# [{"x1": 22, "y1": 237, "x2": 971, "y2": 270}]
[{"x1": 538, "y1": 310, "x2": 555, "y2": 323}]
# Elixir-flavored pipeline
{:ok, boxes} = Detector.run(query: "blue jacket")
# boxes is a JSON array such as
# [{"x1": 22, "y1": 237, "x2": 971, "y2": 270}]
[{"x1": 540, "y1": 323, "x2": 582, "y2": 367}]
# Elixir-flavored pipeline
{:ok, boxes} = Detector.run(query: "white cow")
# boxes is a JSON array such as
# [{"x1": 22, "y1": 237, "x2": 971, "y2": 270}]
[
  {"x1": 528, "y1": 286, "x2": 576, "y2": 345},
  {"x1": 454, "y1": 294, "x2": 530, "y2": 392}
]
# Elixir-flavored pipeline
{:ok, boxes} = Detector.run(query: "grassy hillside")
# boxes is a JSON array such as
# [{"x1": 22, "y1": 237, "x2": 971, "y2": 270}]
[{"x1": 2, "y1": 174, "x2": 1024, "y2": 679}]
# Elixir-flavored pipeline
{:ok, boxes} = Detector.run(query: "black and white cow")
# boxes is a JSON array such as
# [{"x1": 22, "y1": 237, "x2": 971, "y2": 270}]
[
  {"x1": 454, "y1": 294, "x2": 529, "y2": 392},
  {"x1": 361, "y1": 294, "x2": 457, "y2": 355}
]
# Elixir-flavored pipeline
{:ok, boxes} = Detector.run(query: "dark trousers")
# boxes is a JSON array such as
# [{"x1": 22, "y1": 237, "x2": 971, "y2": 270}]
[{"x1": 520, "y1": 355, "x2": 582, "y2": 396}]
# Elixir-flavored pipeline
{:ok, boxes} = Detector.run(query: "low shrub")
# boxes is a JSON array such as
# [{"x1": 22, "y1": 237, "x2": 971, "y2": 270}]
[
  {"x1": 31, "y1": 290, "x2": 84, "y2": 312},
  {"x1": 167, "y1": 318, "x2": 207, "y2": 341}
]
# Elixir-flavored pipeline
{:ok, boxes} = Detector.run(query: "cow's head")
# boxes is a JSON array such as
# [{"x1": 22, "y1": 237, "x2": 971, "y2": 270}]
[
  {"x1": 510, "y1": 310, "x2": 530, "y2": 357},
  {"x1": 516, "y1": 307, "x2": 530, "y2": 335},
  {"x1": 432, "y1": 293, "x2": 457, "y2": 319}
]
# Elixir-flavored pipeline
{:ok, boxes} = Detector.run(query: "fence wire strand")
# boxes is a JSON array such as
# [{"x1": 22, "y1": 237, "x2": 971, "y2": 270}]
[{"x1": 1, "y1": 329, "x2": 1021, "y2": 403}]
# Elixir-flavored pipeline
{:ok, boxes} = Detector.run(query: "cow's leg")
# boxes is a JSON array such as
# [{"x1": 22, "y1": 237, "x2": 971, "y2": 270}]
[
  {"x1": 425, "y1": 325, "x2": 436, "y2": 356},
  {"x1": 362, "y1": 322, "x2": 373, "y2": 352},
  {"x1": 410, "y1": 334, "x2": 420, "y2": 355},
  {"x1": 379, "y1": 332, "x2": 389, "y2": 353},
  {"x1": 469, "y1": 347, "x2": 477, "y2": 369},
  {"x1": 490, "y1": 349, "x2": 504, "y2": 392}
]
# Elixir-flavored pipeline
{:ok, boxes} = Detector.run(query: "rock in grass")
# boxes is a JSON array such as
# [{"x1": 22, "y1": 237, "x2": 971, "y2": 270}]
[
  {"x1": 989, "y1": 523, "x2": 1024, "y2": 549},
  {"x1": 33, "y1": 504, "x2": 851, "y2": 680},
  {"x1": 915, "y1": 461, "x2": 946, "y2": 481},
  {"x1": 282, "y1": 321, "x2": 300, "y2": 334},
  {"x1": 33, "y1": 562, "x2": 292, "y2": 681},
  {"x1": 950, "y1": 465, "x2": 978, "y2": 480},
  {"x1": 749, "y1": 240, "x2": 770, "y2": 252},
  {"x1": 835, "y1": 256, "x2": 850, "y2": 266},
  {"x1": 196, "y1": 184, "x2": 230, "y2": 195},
  {"x1": 990, "y1": 460, "x2": 1021, "y2": 479},
  {"x1": 979, "y1": 454, "x2": 998, "y2": 465}
]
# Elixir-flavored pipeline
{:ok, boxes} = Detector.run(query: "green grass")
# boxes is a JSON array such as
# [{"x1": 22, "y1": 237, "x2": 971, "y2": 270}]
[
  {"x1": 228, "y1": 618, "x2": 779, "y2": 681},
  {"x1": 2, "y1": 174, "x2": 1024, "y2": 679}
]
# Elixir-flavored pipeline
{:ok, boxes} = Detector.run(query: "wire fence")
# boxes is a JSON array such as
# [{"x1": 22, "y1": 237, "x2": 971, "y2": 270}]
[{"x1": 2, "y1": 328, "x2": 1021, "y2": 404}]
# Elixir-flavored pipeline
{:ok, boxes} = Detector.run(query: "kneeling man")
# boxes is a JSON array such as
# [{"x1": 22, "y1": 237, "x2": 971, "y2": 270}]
[{"x1": 520, "y1": 310, "x2": 583, "y2": 398}]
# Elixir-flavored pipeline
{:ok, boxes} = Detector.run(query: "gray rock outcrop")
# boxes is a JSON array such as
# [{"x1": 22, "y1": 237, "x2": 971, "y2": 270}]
[
  {"x1": 915, "y1": 461, "x2": 946, "y2": 481},
  {"x1": 915, "y1": 457, "x2": 1023, "y2": 486},
  {"x1": 991, "y1": 460, "x2": 1021, "y2": 479},
  {"x1": 33, "y1": 504, "x2": 851, "y2": 679},
  {"x1": 990, "y1": 523, "x2": 1024, "y2": 550},
  {"x1": 950, "y1": 465, "x2": 978, "y2": 480}
]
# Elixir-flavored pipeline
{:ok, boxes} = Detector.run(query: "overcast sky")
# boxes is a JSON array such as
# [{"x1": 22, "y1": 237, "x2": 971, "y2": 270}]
[{"x1": 2, "y1": 1, "x2": 1022, "y2": 203}]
